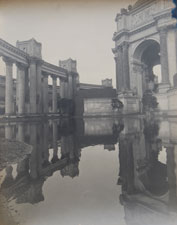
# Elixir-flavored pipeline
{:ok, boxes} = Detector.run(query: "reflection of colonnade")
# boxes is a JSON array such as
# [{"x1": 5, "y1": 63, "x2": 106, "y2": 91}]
[
  {"x1": 0, "y1": 38, "x2": 79, "y2": 116},
  {"x1": 1, "y1": 120, "x2": 81, "y2": 204},
  {"x1": 0, "y1": 117, "x2": 125, "y2": 204}
]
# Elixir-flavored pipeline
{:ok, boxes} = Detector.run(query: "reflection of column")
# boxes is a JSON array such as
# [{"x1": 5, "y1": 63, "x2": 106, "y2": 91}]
[
  {"x1": 115, "y1": 47, "x2": 123, "y2": 92},
  {"x1": 43, "y1": 73, "x2": 48, "y2": 113},
  {"x1": 122, "y1": 42, "x2": 130, "y2": 90},
  {"x1": 29, "y1": 124, "x2": 38, "y2": 179},
  {"x1": 159, "y1": 28, "x2": 169, "y2": 84},
  {"x1": 36, "y1": 61, "x2": 43, "y2": 114},
  {"x1": 52, "y1": 122, "x2": 58, "y2": 163},
  {"x1": 29, "y1": 59, "x2": 37, "y2": 113},
  {"x1": 52, "y1": 76, "x2": 57, "y2": 113},
  {"x1": 16, "y1": 63, "x2": 25, "y2": 114},
  {"x1": 16, "y1": 158, "x2": 29, "y2": 179},
  {"x1": 3, "y1": 57, "x2": 14, "y2": 114},
  {"x1": 167, "y1": 146, "x2": 177, "y2": 211},
  {"x1": 5, "y1": 125, "x2": 12, "y2": 139},
  {"x1": 118, "y1": 135, "x2": 135, "y2": 194},
  {"x1": 61, "y1": 136, "x2": 69, "y2": 157},
  {"x1": 43, "y1": 123, "x2": 49, "y2": 164},
  {"x1": 17, "y1": 123, "x2": 25, "y2": 142}
]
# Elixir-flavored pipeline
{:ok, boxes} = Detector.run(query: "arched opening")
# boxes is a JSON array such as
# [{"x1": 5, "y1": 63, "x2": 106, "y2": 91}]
[{"x1": 133, "y1": 40, "x2": 161, "y2": 96}]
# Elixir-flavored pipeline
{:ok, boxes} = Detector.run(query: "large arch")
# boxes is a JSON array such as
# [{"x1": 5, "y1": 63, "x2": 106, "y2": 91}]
[{"x1": 132, "y1": 39, "x2": 161, "y2": 97}]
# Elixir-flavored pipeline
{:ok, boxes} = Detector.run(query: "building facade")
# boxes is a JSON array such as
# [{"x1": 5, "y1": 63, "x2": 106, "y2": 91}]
[{"x1": 113, "y1": 0, "x2": 177, "y2": 115}]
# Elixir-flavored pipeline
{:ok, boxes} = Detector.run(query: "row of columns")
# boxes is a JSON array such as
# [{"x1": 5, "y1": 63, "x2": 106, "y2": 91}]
[{"x1": 3, "y1": 56, "x2": 78, "y2": 115}]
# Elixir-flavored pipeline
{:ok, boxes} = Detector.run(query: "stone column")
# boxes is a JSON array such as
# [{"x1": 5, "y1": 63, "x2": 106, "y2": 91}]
[
  {"x1": 29, "y1": 59, "x2": 37, "y2": 113},
  {"x1": 24, "y1": 68, "x2": 30, "y2": 114},
  {"x1": 16, "y1": 63, "x2": 26, "y2": 114},
  {"x1": 159, "y1": 28, "x2": 169, "y2": 84},
  {"x1": 115, "y1": 46, "x2": 123, "y2": 92},
  {"x1": 60, "y1": 78, "x2": 65, "y2": 99},
  {"x1": 3, "y1": 57, "x2": 14, "y2": 115},
  {"x1": 52, "y1": 76, "x2": 57, "y2": 113},
  {"x1": 122, "y1": 42, "x2": 130, "y2": 90},
  {"x1": 36, "y1": 60, "x2": 43, "y2": 114},
  {"x1": 68, "y1": 73, "x2": 73, "y2": 99},
  {"x1": 42, "y1": 73, "x2": 48, "y2": 114},
  {"x1": 16, "y1": 68, "x2": 19, "y2": 112},
  {"x1": 64, "y1": 80, "x2": 69, "y2": 99}
]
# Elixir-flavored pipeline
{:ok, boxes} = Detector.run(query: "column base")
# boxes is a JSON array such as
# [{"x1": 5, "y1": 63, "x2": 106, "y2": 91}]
[
  {"x1": 118, "y1": 91, "x2": 140, "y2": 114},
  {"x1": 158, "y1": 83, "x2": 171, "y2": 94}
]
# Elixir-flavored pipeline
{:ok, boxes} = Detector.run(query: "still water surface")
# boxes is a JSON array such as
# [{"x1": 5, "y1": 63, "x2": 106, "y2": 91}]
[{"x1": 0, "y1": 117, "x2": 177, "y2": 225}]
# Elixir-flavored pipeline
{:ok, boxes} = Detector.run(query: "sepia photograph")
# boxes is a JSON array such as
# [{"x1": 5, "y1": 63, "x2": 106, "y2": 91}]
[{"x1": 0, "y1": 0, "x2": 177, "y2": 224}]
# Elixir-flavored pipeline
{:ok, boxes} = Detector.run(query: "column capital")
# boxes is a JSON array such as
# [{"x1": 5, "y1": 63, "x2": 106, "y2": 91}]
[
  {"x1": 3, "y1": 56, "x2": 13, "y2": 66},
  {"x1": 157, "y1": 26, "x2": 168, "y2": 34},
  {"x1": 36, "y1": 59, "x2": 44, "y2": 66},
  {"x1": 42, "y1": 71, "x2": 49, "y2": 78},
  {"x1": 16, "y1": 62, "x2": 27, "y2": 70},
  {"x1": 51, "y1": 75, "x2": 57, "y2": 80},
  {"x1": 117, "y1": 45, "x2": 123, "y2": 51},
  {"x1": 28, "y1": 56, "x2": 40, "y2": 64},
  {"x1": 60, "y1": 77, "x2": 67, "y2": 82},
  {"x1": 121, "y1": 41, "x2": 129, "y2": 49}
]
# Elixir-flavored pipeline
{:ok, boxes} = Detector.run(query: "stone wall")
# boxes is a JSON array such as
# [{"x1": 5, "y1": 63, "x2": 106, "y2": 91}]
[
  {"x1": 155, "y1": 88, "x2": 177, "y2": 116},
  {"x1": 84, "y1": 98, "x2": 115, "y2": 117},
  {"x1": 168, "y1": 88, "x2": 177, "y2": 116},
  {"x1": 75, "y1": 87, "x2": 117, "y2": 117}
]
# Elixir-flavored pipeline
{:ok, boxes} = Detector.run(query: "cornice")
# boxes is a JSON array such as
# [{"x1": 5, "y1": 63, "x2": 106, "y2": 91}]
[
  {"x1": 0, "y1": 38, "x2": 29, "y2": 59},
  {"x1": 113, "y1": 29, "x2": 129, "y2": 41},
  {"x1": 113, "y1": 4, "x2": 173, "y2": 42}
]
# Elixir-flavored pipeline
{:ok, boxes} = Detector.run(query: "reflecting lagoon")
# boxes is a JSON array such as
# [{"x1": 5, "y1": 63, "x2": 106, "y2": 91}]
[{"x1": 0, "y1": 116, "x2": 177, "y2": 225}]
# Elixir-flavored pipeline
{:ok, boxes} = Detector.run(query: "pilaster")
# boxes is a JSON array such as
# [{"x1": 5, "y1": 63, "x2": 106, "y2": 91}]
[
  {"x1": 159, "y1": 28, "x2": 170, "y2": 84},
  {"x1": 122, "y1": 42, "x2": 130, "y2": 90}
]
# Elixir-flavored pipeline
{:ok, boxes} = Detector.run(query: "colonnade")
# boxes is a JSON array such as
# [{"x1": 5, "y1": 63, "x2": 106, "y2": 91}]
[{"x1": 3, "y1": 56, "x2": 78, "y2": 115}]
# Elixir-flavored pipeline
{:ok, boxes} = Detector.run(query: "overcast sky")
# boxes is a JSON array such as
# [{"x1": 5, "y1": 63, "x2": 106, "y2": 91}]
[{"x1": 0, "y1": 0, "x2": 136, "y2": 87}]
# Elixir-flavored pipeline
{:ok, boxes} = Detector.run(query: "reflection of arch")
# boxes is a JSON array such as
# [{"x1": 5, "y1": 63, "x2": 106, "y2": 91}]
[{"x1": 139, "y1": 160, "x2": 169, "y2": 197}]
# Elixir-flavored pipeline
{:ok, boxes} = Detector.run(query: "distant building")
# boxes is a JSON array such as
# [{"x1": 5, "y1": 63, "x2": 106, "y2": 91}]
[{"x1": 102, "y1": 79, "x2": 113, "y2": 88}]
